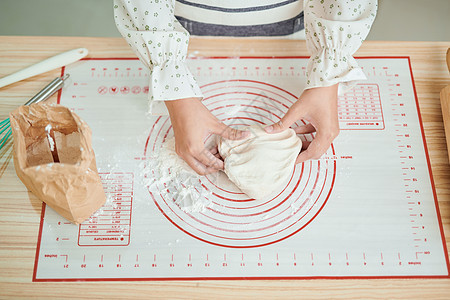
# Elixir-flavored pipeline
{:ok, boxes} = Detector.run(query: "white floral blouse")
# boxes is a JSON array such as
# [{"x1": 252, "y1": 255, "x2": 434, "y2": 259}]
[{"x1": 114, "y1": 0, "x2": 377, "y2": 113}]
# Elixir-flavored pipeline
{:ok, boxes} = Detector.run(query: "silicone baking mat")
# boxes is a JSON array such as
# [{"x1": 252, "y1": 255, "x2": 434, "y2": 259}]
[{"x1": 33, "y1": 57, "x2": 449, "y2": 281}]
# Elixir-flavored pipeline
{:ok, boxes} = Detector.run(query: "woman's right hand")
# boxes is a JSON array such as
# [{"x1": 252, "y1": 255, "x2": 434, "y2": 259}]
[{"x1": 165, "y1": 98, "x2": 249, "y2": 175}]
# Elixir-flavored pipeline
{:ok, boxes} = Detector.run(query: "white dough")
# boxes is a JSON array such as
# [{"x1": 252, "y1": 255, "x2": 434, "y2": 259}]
[{"x1": 218, "y1": 125, "x2": 302, "y2": 200}]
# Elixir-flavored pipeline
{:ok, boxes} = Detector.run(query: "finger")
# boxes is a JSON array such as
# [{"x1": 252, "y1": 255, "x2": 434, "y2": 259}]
[
  {"x1": 295, "y1": 148, "x2": 323, "y2": 165},
  {"x1": 265, "y1": 103, "x2": 304, "y2": 134},
  {"x1": 196, "y1": 148, "x2": 224, "y2": 170},
  {"x1": 215, "y1": 123, "x2": 250, "y2": 140},
  {"x1": 209, "y1": 145, "x2": 219, "y2": 156},
  {"x1": 294, "y1": 123, "x2": 316, "y2": 134},
  {"x1": 183, "y1": 154, "x2": 219, "y2": 176},
  {"x1": 209, "y1": 146, "x2": 222, "y2": 159},
  {"x1": 295, "y1": 133, "x2": 331, "y2": 164}
]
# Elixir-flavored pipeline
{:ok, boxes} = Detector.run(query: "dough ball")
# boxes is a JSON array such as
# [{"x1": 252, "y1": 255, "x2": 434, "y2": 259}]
[{"x1": 218, "y1": 125, "x2": 302, "y2": 200}]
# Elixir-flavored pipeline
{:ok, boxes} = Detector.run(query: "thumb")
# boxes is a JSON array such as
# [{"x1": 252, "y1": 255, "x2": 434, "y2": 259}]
[
  {"x1": 265, "y1": 104, "x2": 302, "y2": 134},
  {"x1": 215, "y1": 123, "x2": 250, "y2": 140}
]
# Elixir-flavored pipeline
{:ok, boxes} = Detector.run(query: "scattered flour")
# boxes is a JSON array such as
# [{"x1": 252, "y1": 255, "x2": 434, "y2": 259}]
[{"x1": 141, "y1": 137, "x2": 214, "y2": 213}]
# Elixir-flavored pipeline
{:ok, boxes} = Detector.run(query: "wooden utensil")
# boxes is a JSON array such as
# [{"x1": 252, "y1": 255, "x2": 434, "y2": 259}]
[{"x1": 439, "y1": 48, "x2": 450, "y2": 161}]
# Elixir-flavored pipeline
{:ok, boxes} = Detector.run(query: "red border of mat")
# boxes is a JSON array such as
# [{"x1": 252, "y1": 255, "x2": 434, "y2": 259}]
[{"x1": 33, "y1": 56, "x2": 450, "y2": 281}]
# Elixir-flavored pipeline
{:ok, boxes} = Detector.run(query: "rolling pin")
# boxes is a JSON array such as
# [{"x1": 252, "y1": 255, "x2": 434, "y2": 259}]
[
  {"x1": 440, "y1": 48, "x2": 450, "y2": 161},
  {"x1": 0, "y1": 48, "x2": 87, "y2": 89}
]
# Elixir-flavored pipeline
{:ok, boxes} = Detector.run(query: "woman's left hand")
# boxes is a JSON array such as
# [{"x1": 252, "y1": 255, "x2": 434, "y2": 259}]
[{"x1": 264, "y1": 84, "x2": 340, "y2": 164}]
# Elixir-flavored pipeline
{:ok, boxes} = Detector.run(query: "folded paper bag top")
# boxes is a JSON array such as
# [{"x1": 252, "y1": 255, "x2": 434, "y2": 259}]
[{"x1": 9, "y1": 103, "x2": 106, "y2": 224}]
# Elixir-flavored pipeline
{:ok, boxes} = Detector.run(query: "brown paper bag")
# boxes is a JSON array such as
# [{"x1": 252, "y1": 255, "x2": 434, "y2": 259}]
[{"x1": 9, "y1": 103, "x2": 106, "y2": 224}]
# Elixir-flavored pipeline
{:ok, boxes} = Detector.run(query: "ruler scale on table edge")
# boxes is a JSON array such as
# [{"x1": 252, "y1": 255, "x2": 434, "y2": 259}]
[{"x1": 32, "y1": 56, "x2": 450, "y2": 282}]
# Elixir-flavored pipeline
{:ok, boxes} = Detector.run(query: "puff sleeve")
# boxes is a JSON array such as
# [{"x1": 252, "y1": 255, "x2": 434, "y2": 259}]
[
  {"x1": 114, "y1": 0, "x2": 203, "y2": 113},
  {"x1": 303, "y1": 0, "x2": 377, "y2": 92}
]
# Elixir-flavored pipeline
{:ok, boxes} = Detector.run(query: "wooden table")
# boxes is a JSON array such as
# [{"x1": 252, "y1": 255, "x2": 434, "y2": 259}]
[{"x1": 1, "y1": 36, "x2": 450, "y2": 299}]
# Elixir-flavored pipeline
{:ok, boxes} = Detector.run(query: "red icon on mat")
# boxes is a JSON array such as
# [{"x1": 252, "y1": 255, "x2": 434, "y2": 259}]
[
  {"x1": 142, "y1": 86, "x2": 149, "y2": 94},
  {"x1": 131, "y1": 86, "x2": 141, "y2": 94},
  {"x1": 120, "y1": 86, "x2": 130, "y2": 94},
  {"x1": 98, "y1": 86, "x2": 107, "y2": 95},
  {"x1": 109, "y1": 86, "x2": 118, "y2": 94}
]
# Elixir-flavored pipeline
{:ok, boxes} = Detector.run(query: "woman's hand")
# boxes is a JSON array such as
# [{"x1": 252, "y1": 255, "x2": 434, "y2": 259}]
[
  {"x1": 264, "y1": 84, "x2": 339, "y2": 164},
  {"x1": 165, "y1": 97, "x2": 249, "y2": 175}
]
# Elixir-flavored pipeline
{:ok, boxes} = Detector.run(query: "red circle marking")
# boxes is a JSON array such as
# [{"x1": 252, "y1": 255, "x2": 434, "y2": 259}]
[
  {"x1": 166, "y1": 160, "x2": 320, "y2": 233},
  {"x1": 148, "y1": 145, "x2": 335, "y2": 244},
  {"x1": 147, "y1": 140, "x2": 334, "y2": 246},
  {"x1": 131, "y1": 85, "x2": 141, "y2": 94},
  {"x1": 98, "y1": 85, "x2": 107, "y2": 95},
  {"x1": 200, "y1": 79, "x2": 299, "y2": 100},
  {"x1": 203, "y1": 84, "x2": 296, "y2": 105},
  {"x1": 143, "y1": 80, "x2": 336, "y2": 247},
  {"x1": 197, "y1": 163, "x2": 311, "y2": 225},
  {"x1": 204, "y1": 92, "x2": 290, "y2": 110},
  {"x1": 109, "y1": 86, "x2": 118, "y2": 94},
  {"x1": 149, "y1": 161, "x2": 335, "y2": 247}
]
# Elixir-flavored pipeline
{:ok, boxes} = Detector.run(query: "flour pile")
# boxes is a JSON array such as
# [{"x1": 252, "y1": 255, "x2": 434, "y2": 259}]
[{"x1": 141, "y1": 138, "x2": 214, "y2": 212}]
